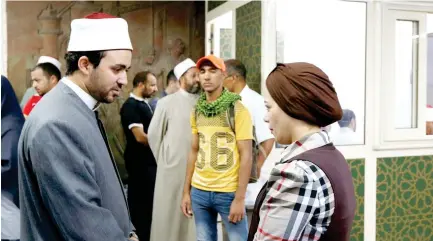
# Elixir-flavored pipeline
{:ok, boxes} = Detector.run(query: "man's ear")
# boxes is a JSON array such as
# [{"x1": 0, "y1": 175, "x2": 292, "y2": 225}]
[
  {"x1": 77, "y1": 56, "x2": 93, "y2": 75},
  {"x1": 49, "y1": 75, "x2": 58, "y2": 84}
]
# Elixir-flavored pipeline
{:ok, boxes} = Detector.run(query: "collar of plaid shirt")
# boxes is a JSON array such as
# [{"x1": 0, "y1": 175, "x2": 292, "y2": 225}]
[
  {"x1": 280, "y1": 130, "x2": 332, "y2": 163},
  {"x1": 252, "y1": 130, "x2": 336, "y2": 241}
]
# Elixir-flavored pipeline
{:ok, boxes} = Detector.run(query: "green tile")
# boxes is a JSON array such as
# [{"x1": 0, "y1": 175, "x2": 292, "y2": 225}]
[
  {"x1": 395, "y1": 215, "x2": 433, "y2": 240},
  {"x1": 236, "y1": 1, "x2": 261, "y2": 93},
  {"x1": 376, "y1": 218, "x2": 397, "y2": 241},
  {"x1": 348, "y1": 159, "x2": 365, "y2": 241},
  {"x1": 377, "y1": 155, "x2": 433, "y2": 241},
  {"x1": 219, "y1": 29, "x2": 233, "y2": 59}
]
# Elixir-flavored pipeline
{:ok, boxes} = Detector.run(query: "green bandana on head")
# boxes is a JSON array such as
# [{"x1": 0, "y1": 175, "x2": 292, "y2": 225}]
[{"x1": 196, "y1": 89, "x2": 241, "y2": 117}]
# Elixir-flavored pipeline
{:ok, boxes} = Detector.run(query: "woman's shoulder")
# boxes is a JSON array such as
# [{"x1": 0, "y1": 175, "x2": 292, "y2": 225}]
[{"x1": 270, "y1": 159, "x2": 330, "y2": 184}]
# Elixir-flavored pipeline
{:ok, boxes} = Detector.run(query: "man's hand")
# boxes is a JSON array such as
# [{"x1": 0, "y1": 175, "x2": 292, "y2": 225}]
[
  {"x1": 128, "y1": 232, "x2": 139, "y2": 241},
  {"x1": 181, "y1": 193, "x2": 193, "y2": 218},
  {"x1": 228, "y1": 198, "x2": 245, "y2": 223}
]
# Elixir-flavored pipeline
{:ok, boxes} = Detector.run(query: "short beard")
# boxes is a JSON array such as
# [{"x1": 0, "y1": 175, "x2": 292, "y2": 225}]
[
  {"x1": 187, "y1": 84, "x2": 200, "y2": 94},
  {"x1": 88, "y1": 70, "x2": 108, "y2": 103},
  {"x1": 142, "y1": 87, "x2": 153, "y2": 99}
]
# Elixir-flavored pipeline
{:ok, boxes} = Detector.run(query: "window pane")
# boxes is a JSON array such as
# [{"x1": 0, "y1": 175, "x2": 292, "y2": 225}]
[
  {"x1": 395, "y1": 20, "x2": 419, "y2": 129},
  {"x1": 275, "y1": 0, "x2": 366, "y2": 145},
  {"x1": 427, "y1": 14, "x2": 433, "y2": 135}
]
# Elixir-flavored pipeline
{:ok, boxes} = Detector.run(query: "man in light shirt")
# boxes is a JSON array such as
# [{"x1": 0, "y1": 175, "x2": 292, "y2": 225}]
[
  {"x1": 333, "y1": 109, "x2": 358, "y2": 145},
  {"x1": 22, "y1": 56, "x2": 62, "y2": 117},
  {"x1": 224, "y1": 59, "x2": 275, "y2": 176}
]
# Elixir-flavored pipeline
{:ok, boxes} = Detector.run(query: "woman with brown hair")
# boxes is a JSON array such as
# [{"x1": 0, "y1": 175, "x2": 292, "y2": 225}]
[{"x1": 248, "y1": 63, "x2": 356, "y2": 241}]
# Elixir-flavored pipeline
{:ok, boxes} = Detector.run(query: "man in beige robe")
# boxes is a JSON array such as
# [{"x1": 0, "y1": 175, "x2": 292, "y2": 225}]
[{"x1": 148, "y1": 58, "x2": 200, "y2": 241}]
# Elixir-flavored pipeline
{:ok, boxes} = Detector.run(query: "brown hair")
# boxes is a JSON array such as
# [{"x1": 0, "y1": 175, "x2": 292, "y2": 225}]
[
  {"x1": 133, "y1": 71, "x2": 155, "y2": 87},
  {"x1": 266, "y1": 62, "x2": 343, "y2": 127}
]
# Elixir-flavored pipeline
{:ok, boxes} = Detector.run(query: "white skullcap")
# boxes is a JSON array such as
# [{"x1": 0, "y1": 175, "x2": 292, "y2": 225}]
[
  {"x1": 174, "y1": 58, "x2": 196, "y2": 80},
  {"x1": 37, "y1": 56, "x2": 61, "y2": 71},
  {"x1": 67, "y1": 12, "x2": 133, "y2": 52}
]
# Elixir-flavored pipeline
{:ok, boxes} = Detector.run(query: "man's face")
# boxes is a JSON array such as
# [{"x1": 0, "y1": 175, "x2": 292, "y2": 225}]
[
  {"x1": 223, "y1": 73, "x2": 236, "y2": 92},
  {"x1": 198, "y1": 63, "x2": 224, "y2": 93},
  {"x1": 31, "y1": 68, "x2": 56, "y2": 96},
  {"x1": 183, "y1": 67, "x2": 200, "y2": 94},
  {"x1": 141, "y1": 73, "x2": 158, "y2": 98},
  {"x1": 87, "y1": 50, "x2": 132, "y2": 103}
]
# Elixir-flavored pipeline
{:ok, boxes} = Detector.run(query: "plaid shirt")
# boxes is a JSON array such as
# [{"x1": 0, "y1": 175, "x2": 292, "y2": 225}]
[{"x1": 253, "y1": 131, "x2": 335, "y2": 241}]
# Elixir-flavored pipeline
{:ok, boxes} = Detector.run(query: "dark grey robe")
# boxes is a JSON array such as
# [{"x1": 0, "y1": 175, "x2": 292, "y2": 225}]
[{"x1": 18, "y1": 81, "x2": 133, "y2": 241}]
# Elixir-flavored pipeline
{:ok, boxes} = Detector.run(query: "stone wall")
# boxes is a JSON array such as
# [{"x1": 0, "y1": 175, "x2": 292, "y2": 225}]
[{"x1": 7, "y1": 1, "x2": 205, "y2": 180}]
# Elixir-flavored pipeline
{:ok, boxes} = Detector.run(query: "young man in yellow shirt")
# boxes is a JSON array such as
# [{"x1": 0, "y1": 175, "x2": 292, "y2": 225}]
[{"x1": 181, "y1": 55, "x2": 253, "y2": 241}]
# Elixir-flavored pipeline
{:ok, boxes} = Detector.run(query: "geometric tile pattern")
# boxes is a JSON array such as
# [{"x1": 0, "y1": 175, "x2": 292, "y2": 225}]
[
  {"x1": 220, "y1": 28, "x2": 233, "y2": 60},
  {"x1": 377, "y1": 155, "x2": 433, "y2": 241},
  {"x1": 348, "y1": 159, "x2": 365, "y2": 241},
  {"x1": 236, "y1": 1, "x2": 262, "y2": 93},
  {"x1": 208, "y1": 1, "x2": 227, "y2": 12}
]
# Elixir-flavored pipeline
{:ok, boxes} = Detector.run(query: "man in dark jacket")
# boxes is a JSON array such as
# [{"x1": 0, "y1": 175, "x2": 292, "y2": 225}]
[{"x1": 1, "y1": 75, "x2": 25, "y2": 240}]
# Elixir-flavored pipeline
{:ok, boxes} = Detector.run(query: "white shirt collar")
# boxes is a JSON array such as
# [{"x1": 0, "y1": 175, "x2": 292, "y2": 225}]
[
  {"x1": 239, "y1": 84, "x2": 250, "y2": 97},
  {"x1": 62, "y1": 77, "x2": 99, "y2": 111},
  {"x1": 129, "y1": 93, "x2": 147, "y2": 102}
]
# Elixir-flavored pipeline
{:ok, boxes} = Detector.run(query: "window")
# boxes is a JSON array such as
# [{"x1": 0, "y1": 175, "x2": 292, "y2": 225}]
[
  {"x1": 275, "y1": 0, "x2": 367, "y2": 146},
  {"x1": 394, "y1": 20, "x2": 419, "y2": 129},
  {"x1": 379, "y1": 6, "x2": 433, "y2": 147},
  {"x1": 427, "y1": 14, "x2": 433, "y2": 135}
]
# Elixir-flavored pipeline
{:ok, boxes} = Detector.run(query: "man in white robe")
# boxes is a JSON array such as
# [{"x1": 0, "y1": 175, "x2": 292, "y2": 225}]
[{"x1": 148, "y1": 58, "x2": 200, "y2": 241}]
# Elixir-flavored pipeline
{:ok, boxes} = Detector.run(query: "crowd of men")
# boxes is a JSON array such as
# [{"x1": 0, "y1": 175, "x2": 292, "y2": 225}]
[
  {"x1": 2, "y1": 12, "x2": 274, "y2": 241},
  {"x1": 2, "y1": 10, "x2": 358, "y2": 241}
]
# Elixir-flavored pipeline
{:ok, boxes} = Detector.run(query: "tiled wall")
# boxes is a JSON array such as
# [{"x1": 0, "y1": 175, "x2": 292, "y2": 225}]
[
  {"x1": 235, "y1": 1, "x2": 261, "y2": 93},
  {"x1": 219, "y1": 28, "x2": 233, "y2": 60},
  {"x1": 376, "y1": 155, "x2": 433, "y2": 240},
  {"x1": 349, "y1": 159, "x2": 365, "y2": 241}
]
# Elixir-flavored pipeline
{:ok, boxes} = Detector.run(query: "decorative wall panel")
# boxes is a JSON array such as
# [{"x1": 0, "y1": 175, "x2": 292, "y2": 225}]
[
  {"x1": 377, "y1": 155, "x2": 433, "y2": 241},
  {"x1": 235, "y1": 1, "x2": 261, "y2": 93}
]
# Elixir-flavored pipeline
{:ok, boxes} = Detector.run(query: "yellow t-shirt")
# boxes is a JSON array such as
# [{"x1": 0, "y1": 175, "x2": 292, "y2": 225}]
[{"x1": 190, "y1": 100, "x2": 253, "y2": 192}]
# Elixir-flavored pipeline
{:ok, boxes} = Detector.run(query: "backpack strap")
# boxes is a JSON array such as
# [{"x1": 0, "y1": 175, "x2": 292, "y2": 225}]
[
  {"x1": 226, "y1": 104, "x2": 235, "y2": 133},
  {"x1": 195, "y1": 107, "x2": 198, "y2": 125}
]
